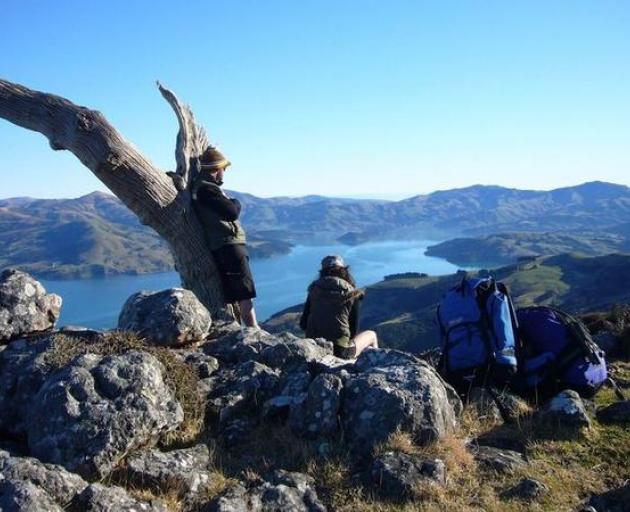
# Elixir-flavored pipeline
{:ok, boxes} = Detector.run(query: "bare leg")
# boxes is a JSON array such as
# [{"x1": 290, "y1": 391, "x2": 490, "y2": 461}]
[
  {"x1": 353, "y1": 329, "x2": 378, "y2": 357},
  {"x1": 239, "y1": 299, "x2": 259, "y2": 328}
]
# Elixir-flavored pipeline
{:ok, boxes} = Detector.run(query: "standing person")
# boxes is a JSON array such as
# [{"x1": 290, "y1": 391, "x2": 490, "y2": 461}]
[
  {"x1": 300, "y1": 255, "x2": 378, "y2": 359},
  {"x1": 192, "y1": 146, "x2": 258, "y2": 328}
]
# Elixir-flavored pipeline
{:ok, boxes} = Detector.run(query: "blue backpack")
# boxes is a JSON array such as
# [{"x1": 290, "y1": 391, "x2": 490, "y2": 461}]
[
  {"x1": 514, "y1": 306, "x2": 608, "y2": 397},
  {"x1": 437, "y1": 276, "x2": 518, "y2": 388}
]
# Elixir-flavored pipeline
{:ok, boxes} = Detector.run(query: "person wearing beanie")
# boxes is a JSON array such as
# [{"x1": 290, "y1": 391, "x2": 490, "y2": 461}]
[
  {"x1": 192, "y1": 145, "x2": 258, "y2": 328},
  {"x1": 299, "y1": 255, "x2": 378, "y2": 359}
]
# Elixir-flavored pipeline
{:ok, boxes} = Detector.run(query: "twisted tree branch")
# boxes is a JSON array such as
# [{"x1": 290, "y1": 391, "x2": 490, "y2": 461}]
[{"x1": 0, "y1": 77, "x2": 230, "y2": 318}]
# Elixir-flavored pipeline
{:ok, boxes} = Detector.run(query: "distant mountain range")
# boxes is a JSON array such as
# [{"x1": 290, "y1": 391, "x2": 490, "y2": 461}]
[
  {"x1": 264, "y1": 253, "x2": 630, "y2": 353},
  {"x1": 1, "y1": 181, "x2": 629, "y2": 279},
  {"x1": 235, "y1": 180, "x2": 630, "y2": 241}
]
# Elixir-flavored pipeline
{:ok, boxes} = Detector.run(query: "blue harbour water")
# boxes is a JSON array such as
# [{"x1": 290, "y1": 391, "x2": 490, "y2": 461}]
[{"x1": 42, "y1": 240, "x2": 464, "y2": 330}]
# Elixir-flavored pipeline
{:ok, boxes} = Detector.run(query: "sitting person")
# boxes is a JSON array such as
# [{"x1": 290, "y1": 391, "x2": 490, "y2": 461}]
[{"x1": 299, "y1": 255, "x2": 378, "y2": 359}]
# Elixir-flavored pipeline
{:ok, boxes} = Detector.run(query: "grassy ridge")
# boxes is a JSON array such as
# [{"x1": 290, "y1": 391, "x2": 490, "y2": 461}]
[{"x1": 359, "y1": 253, "x2": 630, "y2": 353}]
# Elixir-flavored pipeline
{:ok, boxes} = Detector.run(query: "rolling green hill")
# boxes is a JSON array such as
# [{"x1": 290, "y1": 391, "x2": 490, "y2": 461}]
[{"x1": 425, "y1": 230, "x2": 630, "y2": 266}]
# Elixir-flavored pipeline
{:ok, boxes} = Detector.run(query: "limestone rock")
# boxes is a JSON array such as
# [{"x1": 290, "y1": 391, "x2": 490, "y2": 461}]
[
  {"x1": 293, "y1": 374, "x2": 343, "y2": 438},
  {"x1": 471, "y1": 445, "x2": 527, "y2": 473},
  {"x1": 341, "y1": 355, "x2": 460, "y2": 451},
  {"x1": 202, "y1": 328, "x2": 280, "y2": 364},
  {"x1": 538, "y1": 390, "x2": 592, "y2": 430},
  {"x1": 188, "y1": 352, "x2": 220, "y2": 378},
  {"x1": 70, "y1": 483, "x2": 168, "y2": 512},
  {"x1": 0, "y1": 479, "x2": 64, "y2": 512},
  {"x1": 263, "y1": 371, "x2": 312, "y2": 421},
  {"x1": 125, "y1": 445, "x2": 211, "y2": 499},
  {"x1": 468, "y1": 388, "x2": 503, "y2": 424},
  {"x1": 596, "y1": 400, "x2": 630, "y2": 425},
  {"x1": 0, "y1": 336, "x2": 55, "y2": 437},
  {"x1": 0, "y1": 269, "x2": 61, "y2": 342},
  {"x1": 0, "y1": 454, "x2": 87, "y2": 505},
  {"x1": 259, "y1": 337, "x2": 332, "y2": 372},
  {"x1": 205, "y1": 470, "x2": 326, "y2": 512},
  {"x1": 27, "y1": 351, "x2": 183, "y2": 479},
  {"x1": 372, "y1": 451, "x2": 445, "y2": 499},
  {"x1": 118, "y1": 288, "x2": 211, "y2": 346},
  {"x1": 500, "y1": 478, "x2": 549, "y2": 501},
  {"x1": 206, "y1": 361, "x2": 281, "y2": 427}
]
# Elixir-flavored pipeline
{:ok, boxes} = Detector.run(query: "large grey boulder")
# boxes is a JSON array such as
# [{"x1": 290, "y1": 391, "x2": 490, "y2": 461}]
[
  {"x1": 0, "y1": 479, "x2": 64, "y2": 512},
  {"x1": 0, "y1": 454, "x2": 87, "y2": 505},
  {"x1": 0, "y1": 269, "x2": 61, "y2": 342},
  {"x1": 205, "y1": 470, "x2": 326, "y2": 512},
  {"x1": 291, "y1": 374, "x2": 342, "y2": 438},
  {"x1": 372, "y1": 451, "x2": 445, "y2": 499},
  {"x1": 0, "y1": 336, "x2": 55, "y2": 437},
  {"x1": 118, "y1": 288, "x2": 211, "y2": 346},
  {"x1": 70, "y1": 483, "x2": 168, "y2": 512},
  {"x1": 206, "y1": 361, "x2": 281, "y2": 427},
  {"x1": 202, "y1": 328, "x2": 283, "y2": 364},
  {"x1": 27, "y1": 351, "x2": 183, "y2": 479},
  {"x1": 259, "y1": 336, "x2": 333, "y2": 372},
  {"x1": 341, "y1": 351, "x2": 460, "y2": 451},
  {"x1": 125, "y1": 444, "x2": 212, "y2": 499}
]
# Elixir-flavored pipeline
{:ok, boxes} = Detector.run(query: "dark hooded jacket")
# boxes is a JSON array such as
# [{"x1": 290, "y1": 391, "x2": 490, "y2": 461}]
[{"x1": 299, "y1": 276, "x2": 362, "y2": 346}]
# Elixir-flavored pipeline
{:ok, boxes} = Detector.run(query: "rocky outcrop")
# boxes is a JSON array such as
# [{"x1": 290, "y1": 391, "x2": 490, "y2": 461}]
[
  {"x1": 0, "y1": 453, "x2": 88, "y2": 505},
  {"x1": 125, "y1": 444, "x2": 212, "y2": 500},
  {"x1": 292, "y1": 373, "x2": 343, "y2": 438},
  {"x1": 0, "y1": 269, "x2": 61, "y2": 342},
  {"x1": 596, "y1": 400, "x2": 630, "y2": 425},
  {"x1": 206, "y1": 470, "x2": 326, "y2": 512},
  {"x1": 0, "y1": 335, "x2": 56, "y2": 437},
  {"x1": 537, "y1": 390, "x2": 592, "y2": 430},
  {"x1": 372, "y1": 452, "x2": 445, "y2": 499},
  {"x1": 0, "y1": 479, "x2": 65, "y2": 512},
  {"x1": 341, "y1": 350, "x2": 461, "y2": 451},
  {"x1": 70, "y1": 483, "x2": 168, "y2": 511},
  {"x1": 118, "y1": 288, "x2": 211, "y2": 346},
  {"x1": 27, "y1": 351, "x2": 183, "y2": 479}
]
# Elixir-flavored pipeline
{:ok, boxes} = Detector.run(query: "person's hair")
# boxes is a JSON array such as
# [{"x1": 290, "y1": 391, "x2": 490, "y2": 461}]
[{"x1": 319, "y1": 265, "x2": 356, "y2": 287}]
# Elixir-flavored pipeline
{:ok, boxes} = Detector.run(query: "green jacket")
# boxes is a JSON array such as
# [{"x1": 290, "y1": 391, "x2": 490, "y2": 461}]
[
  {"x1": 301, "y1": 276, "x2": 361, "y2": 347},
  {"x1": 192, "y1": 177, "x2": 246, "y2": 251}
]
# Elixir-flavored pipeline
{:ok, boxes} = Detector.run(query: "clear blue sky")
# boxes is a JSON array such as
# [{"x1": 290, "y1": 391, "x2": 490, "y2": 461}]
[{"x1": 1, "y1": 0, "x2": 629, "y2": 199}]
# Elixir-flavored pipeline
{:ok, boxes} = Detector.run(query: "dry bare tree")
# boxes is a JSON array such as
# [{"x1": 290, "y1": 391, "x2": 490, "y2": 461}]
[{"x1": 0, "y1": 78, "x2": 233, "y2": 319}]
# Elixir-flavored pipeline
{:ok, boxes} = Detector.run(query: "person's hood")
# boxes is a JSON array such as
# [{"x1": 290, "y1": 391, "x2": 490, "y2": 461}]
[{"x1": 309, "y1": 276, "x2": 359, "y2": 302}]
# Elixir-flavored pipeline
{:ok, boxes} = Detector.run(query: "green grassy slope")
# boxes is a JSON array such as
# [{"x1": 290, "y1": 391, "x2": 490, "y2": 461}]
[
  {"x1": 425, "y1": 231, "x2": 630, "y2": 266},
  {"x1": 359, "y1": 253, "x2": 630, "y2": 353}
]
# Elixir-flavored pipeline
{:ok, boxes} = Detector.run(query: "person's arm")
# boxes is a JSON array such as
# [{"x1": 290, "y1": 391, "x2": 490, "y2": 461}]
[
  {"x1": 299, "y1": 296, "x2": 311, "y2": 332},
  {"x1": 195, "y1": 184, "x2": 242, "y2": 221}
]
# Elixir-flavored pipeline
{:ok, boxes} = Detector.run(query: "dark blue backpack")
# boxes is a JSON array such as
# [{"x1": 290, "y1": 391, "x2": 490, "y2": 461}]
[
  {"x1": 514, "y1": 306, "x2": 608, "y2": 397},
  {"x1": 437, "y1": 276, "x2": 518, "y2": 388}
]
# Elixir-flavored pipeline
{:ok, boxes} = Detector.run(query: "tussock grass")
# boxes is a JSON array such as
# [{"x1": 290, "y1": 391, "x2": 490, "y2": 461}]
[{"x1": 44, "y1": 331, "x2": 204, "y2": 447}]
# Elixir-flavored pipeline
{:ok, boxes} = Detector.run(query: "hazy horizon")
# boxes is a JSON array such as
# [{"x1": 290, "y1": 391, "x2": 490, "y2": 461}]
[{"x1": 1, "y1": 179, "x2": 628, "y2": 203}]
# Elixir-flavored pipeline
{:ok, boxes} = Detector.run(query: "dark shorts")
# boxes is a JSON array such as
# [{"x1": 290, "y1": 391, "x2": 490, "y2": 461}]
[
  {"x1": 334, "y1": 342, "x2": 357, "y2": 360},
  {"x1": 212, "y1": 244, "x2": 257, "y2": 302}
]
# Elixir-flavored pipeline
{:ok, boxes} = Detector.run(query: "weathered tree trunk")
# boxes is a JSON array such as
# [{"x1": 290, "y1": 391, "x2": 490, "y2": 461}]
[{"x1": 0, "y1": 78, "x2": 231, "y2": 319}]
